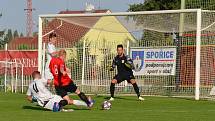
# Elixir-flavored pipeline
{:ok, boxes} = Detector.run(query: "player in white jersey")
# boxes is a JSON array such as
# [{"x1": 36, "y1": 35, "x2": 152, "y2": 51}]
[
  {"x1": 44, "y1": 33, "x2": 58, "y2": 81},
  {"x1": 26, "y1": 71, "x2": 88, "y2": 112}
]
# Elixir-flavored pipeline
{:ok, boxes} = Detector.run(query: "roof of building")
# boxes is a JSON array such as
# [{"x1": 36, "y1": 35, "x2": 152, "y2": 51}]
[
  {"x1": 7, "y1": 9, "x2": 112, "y2": 49},
  {"x1": 42, "y1": 9, "x2": 109, "y2": 48},
  {"x1": 7, "y1": 36, "x2": 38, "y2": 50},
  {"x1": 58, "y1": 9, "x2": 110, "y2": 14}
]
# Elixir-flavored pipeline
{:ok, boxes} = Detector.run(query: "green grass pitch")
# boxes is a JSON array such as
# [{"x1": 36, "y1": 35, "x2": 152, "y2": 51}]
[{"x1": 1, "y1": 93, "x2": 215, "y2": 121}]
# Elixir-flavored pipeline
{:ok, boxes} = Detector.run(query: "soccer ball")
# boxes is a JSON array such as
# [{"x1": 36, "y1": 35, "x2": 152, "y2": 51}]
[{"x1": 101, "y1": 101, "x2": 111, "y2": 110}]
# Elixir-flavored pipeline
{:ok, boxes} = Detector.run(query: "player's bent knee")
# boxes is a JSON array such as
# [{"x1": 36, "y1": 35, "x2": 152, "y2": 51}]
[
  {"x1": 67, "y1": 99, "x2": 73, "y2": 105},
  {"x1": 63, "y1": 95, "x2": 73, "y2": 105},
  {"x1": 75, "y1": 89, "x2": 81, "y2": 94},
  {"x1": 130, "y1": 80, "x2": 136, "y2": 84},
  {"x1": 59, "y1": 100, "x2": 68, "y2": 107},
  {"x1": 111, "y1": 79, "x2": 117, "y2": 84}
]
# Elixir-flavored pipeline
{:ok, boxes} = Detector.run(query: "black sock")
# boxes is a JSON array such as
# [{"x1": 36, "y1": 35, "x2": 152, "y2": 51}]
[
  {"x1": 78, "y1": 92, "x2": 90, "y2": 105},
  {"x1": 132, "y1": 83, "x2": 140, "y2": 97},
  {"x1": 59, "y1": 100, "x2": 68, "y2": 107},
  {"x1": 58, "y1": 100, "x2": 68, "y2": 111},
  {"x1": 110, "y1": 83, "x2": 115, "y2": 98}
]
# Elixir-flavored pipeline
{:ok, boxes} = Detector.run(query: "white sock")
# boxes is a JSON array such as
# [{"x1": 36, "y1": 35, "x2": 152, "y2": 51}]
[{"x1": 73, "y1": 100, "x2": 88, "y2": 107}]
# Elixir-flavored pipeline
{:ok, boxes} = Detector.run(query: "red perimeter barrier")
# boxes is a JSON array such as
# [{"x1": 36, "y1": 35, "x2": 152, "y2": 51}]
[{"x1": 0, "y1": 50, "x2": 38, "y2": 75}]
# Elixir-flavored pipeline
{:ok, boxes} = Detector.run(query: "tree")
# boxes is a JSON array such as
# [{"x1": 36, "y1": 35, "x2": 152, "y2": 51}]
[
  {"x1": 6, "y1": 29, "x2": 13, "y2": 42},
  {"x1": 20, "y1": 33, "x2": 24, "y2": 37},
  {"x1": 0, "y1": 31, "x2": 4, "y2": 37},
  {"x1": 128, "y1": 1, "x2": 180, "y2": 47},
  {"x1": 128, "y1": 0, "x2": 215, "y2": 12},
  {"x1": 33, "y1": 32, "x2": 38, "y2": 37},
  {"x1": 128, "y1": 0, "x2": 180, "y2": 12},
  {"x1": 0, "y1": 31, "x2": 4, "y2": 49},
  {"x1": 0, "y1": 29, "x2": 23, "y2": 49},
  {"x1": 1, "y1": 29, "x2": 15, "y2": 48},
  {"x1": 13, "y1": 30, "x2": 19, "y2": 38},
  {"x1": 186, "y1": 0, "x2": 215, "y2": 10},
  {"x1": 2, "y1": 29, "x2": 12, "y2": 45},
  {"x1": 128, "y1": 0, "x2": 215, "y2": 46}
]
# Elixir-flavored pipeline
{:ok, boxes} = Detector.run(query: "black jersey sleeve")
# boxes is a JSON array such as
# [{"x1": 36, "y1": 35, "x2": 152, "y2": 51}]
[{"x1": 111, "y1": 56, "x2": 117, "y2": 68}]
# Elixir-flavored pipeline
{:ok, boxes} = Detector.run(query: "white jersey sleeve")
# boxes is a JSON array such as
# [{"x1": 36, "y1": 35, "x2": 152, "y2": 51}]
[
  {"x1": 26, "y1": 87, "x2": 31, "y2": 96},
  {"x1": 47, "y1": 43, "x2": 56, "y2": 56},
  {"x1": 40, "y1": 78, "x2": 48, "y2": 86},
  {"x1": 46, "y1": 43, "x2": 56, "y2": 62},
  {"x1": 45, "y1": 43, "x2": 56, "y2": 80}
]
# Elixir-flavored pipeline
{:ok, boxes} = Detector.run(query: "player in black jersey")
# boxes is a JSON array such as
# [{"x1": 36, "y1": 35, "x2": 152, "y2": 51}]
[{"x1": 108, "y1": 44, "x2": 144, "y2": 101}]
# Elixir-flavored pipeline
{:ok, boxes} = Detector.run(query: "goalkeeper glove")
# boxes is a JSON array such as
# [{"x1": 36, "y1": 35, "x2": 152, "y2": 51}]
[
  {"x1": 125, "y1": 62, "x2": 133, "y2": 69},
  {"x1": 107, "y1": 66, "x2": 114, "y2": 71}
]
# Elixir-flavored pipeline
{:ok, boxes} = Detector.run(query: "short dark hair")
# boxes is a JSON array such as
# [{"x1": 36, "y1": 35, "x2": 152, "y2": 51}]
[
  {"x1": 117, "y1": 44, "x2": 123, "y2": 49},
  {"x1": 32, "y1": 71, "x2": 40, "y2": 79},
  {"x1": 49, "y1": 32, "x2": 57, "y2": 39}
]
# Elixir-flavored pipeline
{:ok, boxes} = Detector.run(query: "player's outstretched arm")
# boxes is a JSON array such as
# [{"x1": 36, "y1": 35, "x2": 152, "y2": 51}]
[
  {"x1": 47, "y1": 43, "x2": 58, "y2": 58},
  {"x1": 108, "y1": 57, "x2": 117, "y2": 71},
  {"x1": 26, "y1": 95, "x2": 37, "y2": 103},
  {"x1": 50, "y1": 51, "x2": 58, "y2": 57},
  {"x1": 26, "y1": 87, "x2": 36, "y2": 103}
]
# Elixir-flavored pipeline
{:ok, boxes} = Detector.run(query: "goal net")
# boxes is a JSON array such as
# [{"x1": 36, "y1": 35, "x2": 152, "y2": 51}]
[
  {"x1": 38, "y1": 9, "x2": 215, "y2": 100},
  {"x1": 0, "y1": 61, "x2": 24, "y2": 93}
]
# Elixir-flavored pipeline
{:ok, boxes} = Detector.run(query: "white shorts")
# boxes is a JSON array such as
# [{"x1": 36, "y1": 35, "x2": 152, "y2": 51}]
[{"x1": 44, "y1": 95, "x2": 63, "y2": 110}]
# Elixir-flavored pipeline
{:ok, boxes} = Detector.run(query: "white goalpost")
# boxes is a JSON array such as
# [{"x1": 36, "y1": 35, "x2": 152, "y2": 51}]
[
  {"x1": 195, "y1": 9, "x2": 201, "y2": 100},
  {"x1": 38, "y1": 9, "x2": 215, "y2": 100}
]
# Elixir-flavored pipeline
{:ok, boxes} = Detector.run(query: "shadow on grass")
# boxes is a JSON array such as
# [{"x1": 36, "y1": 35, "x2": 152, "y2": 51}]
[
  {"x1": 88, "y1": 95, "x2": 214, "y2": 102},
  {"x1": 171, "y1": 97, "x2": 215, "y2": 102},
  {"x1": 172, "y1": 97, "x2": 196, "y2": 101},
  {"x1": 103, "y1": 96, "x2": 138, "y2": 101},
  {"x1": 22, "y1": 105, "x2": 48, "y2": 111},
  {"x1": 68, "y1": 107, "x2": 90, "y2": 110},
  {"x1": 23, "y1": 105, "x2": 90, "y2": 111}
]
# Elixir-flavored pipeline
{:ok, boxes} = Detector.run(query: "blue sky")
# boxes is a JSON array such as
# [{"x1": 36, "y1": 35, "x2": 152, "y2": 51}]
[{"x1": 0, "y1": 0, "x2": 143, "y2": 35}]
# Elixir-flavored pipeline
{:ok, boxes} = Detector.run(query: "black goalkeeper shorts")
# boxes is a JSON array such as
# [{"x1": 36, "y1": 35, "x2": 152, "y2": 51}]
[
  {"x1": 113, "y1": 74, "x2": 135, "y2": 83},
  {"x1": 55, "y1": 82, "x2": 78, "y2": 98}
]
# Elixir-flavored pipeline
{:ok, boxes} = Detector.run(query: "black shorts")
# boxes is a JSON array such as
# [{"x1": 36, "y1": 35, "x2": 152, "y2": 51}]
[
  {"x1": 113, "y1": 74, "x2": 135, "y2": 83},
  {"x1": 55, "y1": 82, "x2": 77, "y2": 97}
]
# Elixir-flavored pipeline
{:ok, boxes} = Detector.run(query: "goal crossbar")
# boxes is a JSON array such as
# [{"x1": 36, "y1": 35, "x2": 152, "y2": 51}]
[{"x1": 39, "y1": 9, "x2": 201, "y2": 18}]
